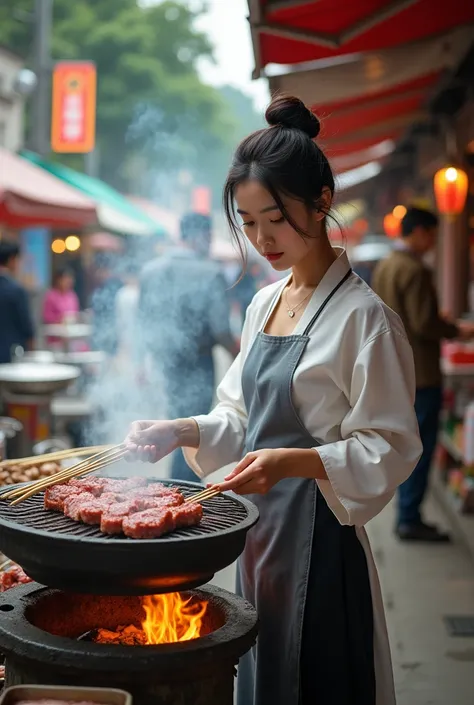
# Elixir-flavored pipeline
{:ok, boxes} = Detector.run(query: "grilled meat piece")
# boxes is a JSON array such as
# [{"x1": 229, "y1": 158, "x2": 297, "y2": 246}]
[
  {"x1": 44, "y1": 484, "x2": 85, "y2": 512},
  {"x1": 77, "y1": 492, "x2": 121, "y2": 524},
  {"x1": 122, "y1": 502, "x2": 202, "y2": 539},
  {"x1": 68, "y1": 477, "x2": 112, "y2": 496},
  {"x1": 100, "y1": 494, "x2": 184, "y2": 535},
  {"x1": 171, "y1": 502, "x2": 203, "y2": 528},
  {"x1": 122, "y1": 507, "x2": 175, "y2": 539}
]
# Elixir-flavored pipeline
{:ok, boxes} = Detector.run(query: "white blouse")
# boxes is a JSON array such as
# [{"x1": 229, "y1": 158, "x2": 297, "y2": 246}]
[{"x1": 184, "y1": 249, "x2": 422, "y2": 528}]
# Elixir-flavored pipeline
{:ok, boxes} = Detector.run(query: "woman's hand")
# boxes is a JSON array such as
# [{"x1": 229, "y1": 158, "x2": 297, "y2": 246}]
[
  {"x1": 209, "y1": 447, "x2": 328, "y2": 494},
  {"x1": 125, "y1": 420, "x2": 179, "y2": 463},
  {"x1": 210, "y1": 449, "x2": 288, "y2": 495}
]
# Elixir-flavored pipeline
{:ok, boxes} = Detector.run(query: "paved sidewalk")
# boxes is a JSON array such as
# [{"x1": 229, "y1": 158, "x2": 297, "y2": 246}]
[{"x1": 367, "y1": 496, "x2": 474, "y2": 705}]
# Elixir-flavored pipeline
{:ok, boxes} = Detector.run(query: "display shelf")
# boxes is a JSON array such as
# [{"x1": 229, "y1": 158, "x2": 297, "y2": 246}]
[
  {"x1": 439, "y1": 432, "x2": 464, "y2": 463},
  {"x1": 432, "y1": 468, "x2": 474, "y2": 564}
]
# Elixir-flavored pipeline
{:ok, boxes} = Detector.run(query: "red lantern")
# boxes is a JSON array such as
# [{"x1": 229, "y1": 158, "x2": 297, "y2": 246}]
[
  {"x1": 434, "y1": 166, "x2": 468, "y2": 216},
  {"x1": 383, "y1": 213, "x2": 401, "y2": 238}
]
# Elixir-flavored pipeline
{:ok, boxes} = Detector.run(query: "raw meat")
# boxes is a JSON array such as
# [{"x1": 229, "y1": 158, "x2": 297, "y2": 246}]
[
  {"x1": 122, "y1": 508, "x2": 175, "y2": 539},
  {"x1": 122, "y1": 502, "x2": 203, "y2": 539},
  {"x1": 171, "y1": 502, "x2": 203, "y2": 528},
  {"x1": 0, "y1": 564, "x2": 32, "y2": 591},
  {"x1": 100, "y1": 494, "x2": 183, "y2": 534},
  {"x1": 42, "y1": 477, "x2": 202, "y2": 538},
  {"x1": 44, "y1": 484, "x2": 85, "y2": 512}
]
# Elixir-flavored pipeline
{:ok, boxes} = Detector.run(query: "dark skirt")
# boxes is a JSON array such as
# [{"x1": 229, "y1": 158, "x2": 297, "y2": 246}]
[{"x1": 300, "y1": 490, "x2": 376, "y2": 705}]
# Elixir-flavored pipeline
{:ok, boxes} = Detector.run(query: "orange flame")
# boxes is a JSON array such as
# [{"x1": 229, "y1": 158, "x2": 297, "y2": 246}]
[{"x1": 141, "y1": 592, "x2": 207, "y2": 644}]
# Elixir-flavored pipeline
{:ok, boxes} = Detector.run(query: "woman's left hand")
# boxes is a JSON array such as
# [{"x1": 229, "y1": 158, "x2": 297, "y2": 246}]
[{"x1": 209, "y1": 449, "x2": 288, "y2": 495}]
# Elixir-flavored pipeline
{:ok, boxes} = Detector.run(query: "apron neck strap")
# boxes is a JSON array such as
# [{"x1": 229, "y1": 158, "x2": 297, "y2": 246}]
[{"x1": 303, "y1": 269, "x2": 352, "y2": 336}]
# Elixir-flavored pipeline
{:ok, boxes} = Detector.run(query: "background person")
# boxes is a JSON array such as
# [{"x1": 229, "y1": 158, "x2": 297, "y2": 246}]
[
  {"x1": 372, "y1": 207, "x2": 474, "y2": 541},
  {"x1": 139, "y1": 212, "x2": 239, "y2": 483},
  {"x1": 42, "y1": 268, "x2": 79, "y2": 325},
  {"x1": 0, "y1": 240, "x2": 35, "y2": 364}
]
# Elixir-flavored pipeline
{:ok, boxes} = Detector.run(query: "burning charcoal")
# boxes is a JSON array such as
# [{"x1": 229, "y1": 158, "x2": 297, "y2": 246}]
[{"x1": 94, "y1": 625, "x2": 147, "y2": 646}]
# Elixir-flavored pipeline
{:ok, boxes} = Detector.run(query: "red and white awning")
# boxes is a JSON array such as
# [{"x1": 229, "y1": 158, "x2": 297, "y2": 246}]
[
  {"x1": 263, "y1": 24, "x2": 473, "y2": 169},
  {"x1": 250, "y1": 0, "x2": 474, "y2": 73},
  {"x1": 0, "y1": 147, "x2": 97, "y2": 229}
]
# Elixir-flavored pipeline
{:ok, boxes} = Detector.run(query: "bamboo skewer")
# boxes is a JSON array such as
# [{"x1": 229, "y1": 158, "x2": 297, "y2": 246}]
[
  {"x1": 1, "y1": 444, "x2": 124, "y2": 499},
  {"x1": 0, "y1": 445, "x2": 109, "y2": 470},
  {"x1": 9, "y1": 447, "x2": 127, "y2": 506},
  {"x1": 3, "y1": 445, "x2": 126, "y2": 503},
  {"x1": 185, "y1": 487, "x2": 221, "y2": 504}
]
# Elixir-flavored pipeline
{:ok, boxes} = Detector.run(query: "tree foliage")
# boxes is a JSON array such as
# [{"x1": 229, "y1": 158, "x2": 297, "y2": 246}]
[{"x1": 0, "y1": 0, "x2": 240, "y2": 193}]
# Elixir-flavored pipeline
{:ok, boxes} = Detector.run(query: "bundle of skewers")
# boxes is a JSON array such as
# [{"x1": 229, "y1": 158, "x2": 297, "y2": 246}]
[
  {"x1": 0, "y1": 446, "x2": 221, "y2": 507},
  {"x1": 0, "y1": 445, "x2": 127, "y2": 505},
  {"x1": 0, "y1": 445, "x2": 109, "y2": 487}
]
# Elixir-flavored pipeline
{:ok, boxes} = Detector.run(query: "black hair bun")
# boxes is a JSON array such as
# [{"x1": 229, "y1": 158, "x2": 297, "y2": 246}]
[{"x1": 265, "y1": 94, "x2": 320, "y2": 139}]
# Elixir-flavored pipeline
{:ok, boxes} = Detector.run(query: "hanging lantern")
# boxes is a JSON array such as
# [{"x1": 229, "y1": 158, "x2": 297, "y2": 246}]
[
  {"x1": 383, "y1": 213, "x2": 401, "y2": 238},
  {"x1": 434, "y1": 166, "x2": 468, "y2": 216}
]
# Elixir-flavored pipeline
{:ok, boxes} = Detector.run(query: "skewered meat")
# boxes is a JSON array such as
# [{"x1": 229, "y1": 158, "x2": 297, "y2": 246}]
[
  {"x1": 76, "y1": 493, "x2": 122, "y2": 525},
  {"x1": 171, "y1": 502, "x2": 204, "y2": 528},
  {"x1": 0, "y1": 564, "x2": 32, "y2": 591}
]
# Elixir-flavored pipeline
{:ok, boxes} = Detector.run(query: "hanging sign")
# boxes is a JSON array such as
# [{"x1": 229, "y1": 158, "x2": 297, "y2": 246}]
[{"x1": 51, "y1": 61, "x2": 96, "y2": 153}]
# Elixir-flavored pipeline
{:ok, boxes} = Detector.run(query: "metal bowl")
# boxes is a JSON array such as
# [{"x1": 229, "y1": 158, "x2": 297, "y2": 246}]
[{"x1": 0, "y1": 364, "x2": 80, "y2": 395}]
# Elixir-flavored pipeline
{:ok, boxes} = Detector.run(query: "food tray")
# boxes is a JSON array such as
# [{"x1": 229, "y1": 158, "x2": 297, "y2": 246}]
[{"x1": 0, "y1": 686, "x2": 132, "y2": 705}]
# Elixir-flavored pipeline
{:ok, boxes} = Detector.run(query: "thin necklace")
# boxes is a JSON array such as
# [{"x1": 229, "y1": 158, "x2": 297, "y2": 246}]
[{"x1": 284, "y1": 285, "x2": 314, "y2": 318}]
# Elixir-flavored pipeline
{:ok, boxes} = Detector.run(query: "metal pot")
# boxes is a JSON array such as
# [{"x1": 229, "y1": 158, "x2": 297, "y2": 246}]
[
  {"x1": 0, "y1": 364, "x2": 80, "y2": 396},
  {"x1": 0, "y1": 418, "x2": 23, "y2": 461}
]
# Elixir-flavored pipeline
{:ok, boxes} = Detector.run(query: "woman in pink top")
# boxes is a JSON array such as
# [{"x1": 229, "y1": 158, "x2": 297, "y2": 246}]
[{"x1": 43, "y1": 269, "x2": 80, "y2": 348}]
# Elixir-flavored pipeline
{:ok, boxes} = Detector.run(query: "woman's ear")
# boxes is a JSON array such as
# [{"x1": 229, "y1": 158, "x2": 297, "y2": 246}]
[{"x1": 315, "y1": 186, "x2": 333, "y2": 221}]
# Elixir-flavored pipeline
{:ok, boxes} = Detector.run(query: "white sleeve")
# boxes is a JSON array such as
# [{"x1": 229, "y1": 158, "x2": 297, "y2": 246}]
[
  {"x1": 316, "y1": 330, "x2": 422, "y2": 527},
  {"x1": 182, "y1": 304, "x2": 254, "y2": 478}
]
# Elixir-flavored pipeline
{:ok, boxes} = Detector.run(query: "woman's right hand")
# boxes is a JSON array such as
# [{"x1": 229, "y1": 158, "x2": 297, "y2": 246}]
[{"x1": 124, "y1": 420, "x2": 179, "y2": 464}]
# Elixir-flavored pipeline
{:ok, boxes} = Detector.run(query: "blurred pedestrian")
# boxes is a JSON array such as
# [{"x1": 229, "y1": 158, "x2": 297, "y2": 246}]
[
  {"x1": 0, "y1": 240, "x2": 35, "y2": 364},
  {"x1": 139, "y1": 212, "x2": 239, "y2": 482},
  {"x1": 115, "y1": 261, "x2": 140, "y2": 367},
  {"x1": 43, "y1": 268, "x2": 79, "y2": 325},
  {"x1": 372, "y1": 207, "x2": 474, "y2": 541},
  {"x1": 90, "y1": 254, "x2": 122, "y2": 357}
]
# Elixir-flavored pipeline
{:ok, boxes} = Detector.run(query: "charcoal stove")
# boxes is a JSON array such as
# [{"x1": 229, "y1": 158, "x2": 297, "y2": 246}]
[
  {"x1": 0, "y1": 478, "x2": 260, "y2": 704},
  {"x1": 0, "y1": 582, "x2": 258, "y2": 705},
  {"x1": 0, "y1": 478, "x2": 259, "y2": 594}
]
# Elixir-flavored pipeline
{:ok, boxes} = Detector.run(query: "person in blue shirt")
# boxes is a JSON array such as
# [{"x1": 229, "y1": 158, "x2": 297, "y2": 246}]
[
  {"x1": 0, "y1": 240, "x2": 34, "y2": 364},
  {"x1": 139, "y1": 212, "x2": 238, "y2": 482}
]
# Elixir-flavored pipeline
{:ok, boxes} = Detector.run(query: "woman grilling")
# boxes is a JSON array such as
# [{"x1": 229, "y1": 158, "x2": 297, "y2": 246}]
[{"x1": 125, "y1": 95, "x2": 422, "y2": 705}]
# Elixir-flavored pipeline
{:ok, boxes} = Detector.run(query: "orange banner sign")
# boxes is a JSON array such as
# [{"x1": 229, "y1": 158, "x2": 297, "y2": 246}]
[{"x1": 51, "y1": 61, "x2": 96, "y2": 153}]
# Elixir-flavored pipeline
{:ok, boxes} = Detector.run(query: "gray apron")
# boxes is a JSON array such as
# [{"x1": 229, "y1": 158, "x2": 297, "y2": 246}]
[{"x1": 236, "y1": 271, "x2": 375, "y2": 705}]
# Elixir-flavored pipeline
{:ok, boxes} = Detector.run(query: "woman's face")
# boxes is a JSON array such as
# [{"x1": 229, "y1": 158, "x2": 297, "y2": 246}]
[{"x1": 234, "y1": 180, "x2": 325, "y2": 272}]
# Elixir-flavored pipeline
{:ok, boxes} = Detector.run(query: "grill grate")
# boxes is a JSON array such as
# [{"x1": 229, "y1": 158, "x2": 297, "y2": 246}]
[{"x1": 0, "y1": 481, "x2": 249, "y2": 542}]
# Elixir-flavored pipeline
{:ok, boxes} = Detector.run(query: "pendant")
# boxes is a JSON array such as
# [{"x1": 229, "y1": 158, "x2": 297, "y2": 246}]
[{"x1": 288, "y1": 310, "x2": 295, "y2": 318}]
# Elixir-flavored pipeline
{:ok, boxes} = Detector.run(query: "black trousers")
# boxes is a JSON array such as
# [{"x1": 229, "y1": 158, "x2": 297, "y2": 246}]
[{"x1": 300, "y1": 491, "x2": 376, "y2": 705}]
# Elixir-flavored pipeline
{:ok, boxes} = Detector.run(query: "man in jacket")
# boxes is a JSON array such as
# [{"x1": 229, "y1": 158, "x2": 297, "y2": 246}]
[
  {"x1": 0, "y1": 240, "x2": 35, "y2": 364},
  {"x1": 372, "y1": 207, "x2": 474, "y2": 541}
]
